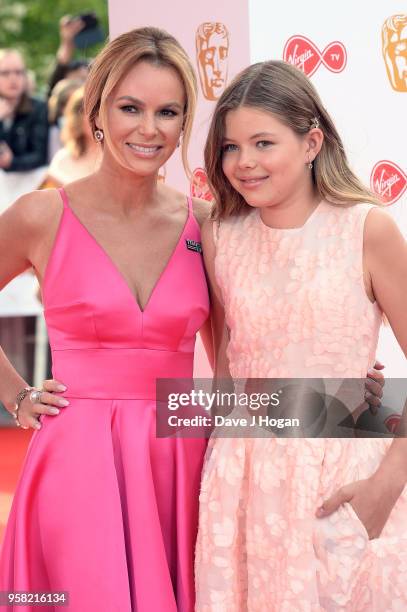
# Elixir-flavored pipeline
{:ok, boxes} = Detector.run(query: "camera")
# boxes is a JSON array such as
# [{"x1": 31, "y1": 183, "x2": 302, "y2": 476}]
[{"x1": 72, "y1": 12, "x2": 105, "y2": 49}]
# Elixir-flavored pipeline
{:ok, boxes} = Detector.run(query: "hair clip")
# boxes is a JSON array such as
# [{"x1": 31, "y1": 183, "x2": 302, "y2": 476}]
[{"x1": 310, "y1": 117, "x2": 320, "y2": 130}]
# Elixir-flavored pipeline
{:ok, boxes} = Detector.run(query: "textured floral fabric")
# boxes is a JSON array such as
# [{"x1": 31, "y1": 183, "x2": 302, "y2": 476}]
[{"x1": 195, "y1": 202, "x2": 407, "y2": 611}]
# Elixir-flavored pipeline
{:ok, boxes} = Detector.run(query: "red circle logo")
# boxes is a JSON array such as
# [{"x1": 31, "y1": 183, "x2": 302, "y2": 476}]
[{"x1": 370, "y1": 161, "x2": 407, "y2": 205}]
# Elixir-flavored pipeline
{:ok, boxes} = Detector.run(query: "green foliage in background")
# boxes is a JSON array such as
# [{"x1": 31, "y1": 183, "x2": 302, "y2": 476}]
[{"x1": 0, "y1": 0, "x2": 109, "y2": 94}]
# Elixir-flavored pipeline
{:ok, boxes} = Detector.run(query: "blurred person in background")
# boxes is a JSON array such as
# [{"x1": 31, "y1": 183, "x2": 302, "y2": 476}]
[
  {"x1": 46, "y1": 86, "x2": 101, "y2": 186},
  {"x1": 47, "y1": 79, "x2": 89, "y2": 161},
  {"x1": 0, "y1": 49, "x2": 48, "y2": 176}
]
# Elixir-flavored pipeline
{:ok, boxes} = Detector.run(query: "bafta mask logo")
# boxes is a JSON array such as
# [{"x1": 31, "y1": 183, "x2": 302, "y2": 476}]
[
  {"x1": 382, "y1": 15, "x2": 407, "y2": 92},
  {"x1": 191, "y1": 168, "x2": 213, "y2": 202},
  {"x1": 196, "y1": 22, "x2": 229, "y2": 101},
  {"x1": 283, "y1": 35, "x2": 347, "y2": 77},
  {"x1": 370, "y1": 160, "x2": 407, "y2": 205}
]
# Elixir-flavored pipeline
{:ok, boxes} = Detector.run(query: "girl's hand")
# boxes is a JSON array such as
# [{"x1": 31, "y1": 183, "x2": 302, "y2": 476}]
[
  {"x1": 316, "y1": 474, "x2": 403, "y2": 539},
  {"x1": 16, "y1": 379, "x2": 69, "y2": 430},
  {"x1": 364, "y1": 360, "x2": 385, "y2": 414}
]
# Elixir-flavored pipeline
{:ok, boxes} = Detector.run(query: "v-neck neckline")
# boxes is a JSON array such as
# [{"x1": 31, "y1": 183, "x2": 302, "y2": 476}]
[{"x1": 59, "y1": 187, "x2": 191, "y2": 314}]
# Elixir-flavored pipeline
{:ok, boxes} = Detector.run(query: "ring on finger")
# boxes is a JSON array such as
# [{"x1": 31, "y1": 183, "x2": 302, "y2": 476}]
[{"x1": 29, "y1": 389, "x2": 43, "y2": 404}]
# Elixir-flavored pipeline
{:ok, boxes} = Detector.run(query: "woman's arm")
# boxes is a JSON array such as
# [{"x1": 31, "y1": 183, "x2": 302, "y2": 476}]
[
  {"x1": 199, "y1": 316, "x2": 214, "y2": 372},
  {"x1": 201, "y1": 218, "x2": 231, "y2": 380},
  {"x1": 189, "y1": 197, "x2": 215, "y2": 370},
  {"x1": 317, "y1": 207, "x2": 407, "y2": 537},
  {"x1": 0, "y1": 192, "x2": 68, "y2": 427},
  {"x1": 0, "y1": 195, "x2": 42, "y2": 419}
]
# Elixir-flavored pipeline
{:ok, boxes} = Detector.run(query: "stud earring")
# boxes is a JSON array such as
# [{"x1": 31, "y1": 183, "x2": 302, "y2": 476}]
[{"x1": 94, "y1": 129, "x2": 104, "y2": 142}]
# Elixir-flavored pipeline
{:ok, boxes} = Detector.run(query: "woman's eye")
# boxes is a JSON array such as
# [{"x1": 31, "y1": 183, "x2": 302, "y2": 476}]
[
  {"x1": 160, "y1": 109, "x2": 178, "y2": 117},
  {"x1": 257, "y1": 140, "x2": 273, "y2": 148},
  {"x1": 222, "y1": 143, "x2": 238, "y2": 153},
  {"x1": 120, "y1": 105, "x2": 138, "y2": 113}
]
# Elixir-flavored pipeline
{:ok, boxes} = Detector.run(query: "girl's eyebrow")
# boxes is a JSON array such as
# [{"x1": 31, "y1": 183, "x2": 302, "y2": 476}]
[
  {"x1": 250, "y1": 132, "x2": 277, "y2": 139},
  {"x1": 222, "y1": 131, "x2": 277, "y2": 143}
]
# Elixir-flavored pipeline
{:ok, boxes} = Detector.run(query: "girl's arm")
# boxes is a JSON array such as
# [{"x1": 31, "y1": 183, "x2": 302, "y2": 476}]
[
  {"x1": 317, "y1": 207, "x2": 407, "y2": 537},
  {"x1": 363, "y1": 207, "x2": 407, "y2": 480}
]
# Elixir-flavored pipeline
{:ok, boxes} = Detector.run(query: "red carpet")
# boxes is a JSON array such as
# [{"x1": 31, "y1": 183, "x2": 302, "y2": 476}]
[{"x1": 0, "y1": 428, "x2": 32, "y2": 544}]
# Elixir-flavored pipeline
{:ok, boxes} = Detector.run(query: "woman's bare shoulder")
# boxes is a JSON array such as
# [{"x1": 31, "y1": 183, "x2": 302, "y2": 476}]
[
  {"x1": 0, "y1": 189, "x2": 64, "y2": 278},
  {"x1": 190, "y1": 197, "x2": 212, "y2": 227},
  {"x1": 1, "y1": 188, "x2": 63, "y2": 234},
  {"x1": 157, "y1": 182, "x2": 212, "y2": 226}
]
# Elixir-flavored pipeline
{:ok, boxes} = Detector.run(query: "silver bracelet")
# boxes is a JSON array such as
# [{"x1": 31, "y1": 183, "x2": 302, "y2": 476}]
[{"x1": 11, "y1": 386, "x2": 34, "y2": 429}]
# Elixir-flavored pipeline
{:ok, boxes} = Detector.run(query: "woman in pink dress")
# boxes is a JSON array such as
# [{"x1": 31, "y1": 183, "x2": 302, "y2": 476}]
[
  {"x1": 0, "y1": 28, "x2": 211, "y2": 611},
  {"x1": 195, "y1": 61, "x2": 407, "y2": 610}
]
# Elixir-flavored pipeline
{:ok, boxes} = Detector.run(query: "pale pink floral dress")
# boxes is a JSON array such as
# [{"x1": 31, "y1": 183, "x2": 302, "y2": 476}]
[{"x1": 195, "y1": 202, "x2": 407, "y2": 611}]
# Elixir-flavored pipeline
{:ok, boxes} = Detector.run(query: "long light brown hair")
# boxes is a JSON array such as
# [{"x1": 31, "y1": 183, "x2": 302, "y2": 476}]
[
  {"x1": 84, "y1": 27, "x2": 197, "y2": 177},
  {"x1": 205, "y1": 60, "x2": 380, "y2": 219},
  {"x1": 60, "y1": 87, "x2": 88, "y2": 158}
]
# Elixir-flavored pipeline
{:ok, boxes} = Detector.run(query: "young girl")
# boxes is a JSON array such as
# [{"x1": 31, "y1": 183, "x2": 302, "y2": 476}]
[{"x1": 195, "y1": 61, "x2": 407, "y2": 610}]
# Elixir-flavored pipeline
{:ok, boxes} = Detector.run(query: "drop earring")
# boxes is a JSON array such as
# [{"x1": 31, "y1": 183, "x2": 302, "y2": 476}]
[{"x1": 94, "y1": 129, "x2": 104, "y2": 142}]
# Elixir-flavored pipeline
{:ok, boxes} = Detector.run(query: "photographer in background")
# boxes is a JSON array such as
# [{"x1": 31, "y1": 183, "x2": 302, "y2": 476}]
[
  {"x1": 0, "y1": 49, "x2": 48, "y2": 173},
  {"x1": 47, "y1": 15, "x2": 97, "y2": 97}
]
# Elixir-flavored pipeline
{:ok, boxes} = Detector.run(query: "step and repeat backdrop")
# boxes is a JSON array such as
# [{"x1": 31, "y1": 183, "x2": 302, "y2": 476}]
[{"x1": 109, "y1": 0, "x2": 406, "y2": 375}]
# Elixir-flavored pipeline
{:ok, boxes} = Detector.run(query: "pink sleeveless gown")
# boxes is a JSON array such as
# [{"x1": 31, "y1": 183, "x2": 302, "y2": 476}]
[
  {"x1": 195, "y1": 202, "x2": 407, "y2": 611},
  {"x1": 0, "y1": 188, "x2": 209, "y2": 611}
]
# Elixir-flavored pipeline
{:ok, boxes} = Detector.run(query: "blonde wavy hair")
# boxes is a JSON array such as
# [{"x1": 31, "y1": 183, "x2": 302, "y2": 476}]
[
  {"x1": 84, "y1": 27, "x2": 197, "y2": 177},
  {"x1": 205, "y1": 60, "x2": 380, "y2": 219}
]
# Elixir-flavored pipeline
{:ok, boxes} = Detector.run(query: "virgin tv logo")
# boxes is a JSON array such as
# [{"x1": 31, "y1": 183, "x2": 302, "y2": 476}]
[{"x1": 283, "y1": 35, "x2": 347, "y2": 76}]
